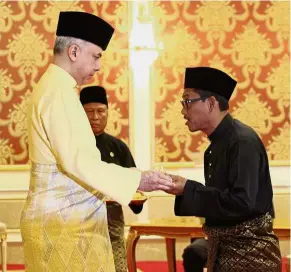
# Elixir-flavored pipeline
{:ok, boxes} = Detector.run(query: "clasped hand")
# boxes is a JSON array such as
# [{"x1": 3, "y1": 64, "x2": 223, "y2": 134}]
[{"x1": 138, "y1": 171, "x2": 187, "y2": 195}]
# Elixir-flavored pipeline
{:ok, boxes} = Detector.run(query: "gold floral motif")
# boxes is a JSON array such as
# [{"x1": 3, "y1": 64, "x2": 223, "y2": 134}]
[
  {"x1": 0, "y1": 1, "x2": 25, "y2": 39},
  {"x1": 8, "y1": 90, "x2": 31, "y2": 138},
  {"x1": 232, "y1": 89, "x2": 274, "y2": 135},
  {"x1": 110, "y1": 2, "x2": 129, "y2": 34},
  {"x1": 103, "y1": 67, "x2": 129, "y2": 102},
  {"x1": 95, "y1": 40, "x2": 124, "y2": 80},
  {"x1": 266, "y1": 54, "x2": 290, "y2": 112},
  {"x1": 219, "y1": 19, "x2": 285, "y2": 90},
  {"x1": 105, "y1": 103, "x2": 128, "y2": 137},
  {"x1": 90, "y1": 1, "x2": 128, "y2": 34},
  {"x1": 4, "y1": 90, "x2": 31, "y2": 162},
  {"x1": 158, "y1": 20, "x2": 210, "y2": 75},
  {"x1": 0, "y1": 69, "x2": 14, "y2": 103},
  {"x1": 267, "y1": 122, "x2": 290, "y2": 161},
  {"x1": 5, "y1": 20, "x2": 51, "y2": 85},
  {"x1": 186, "y1": 1, "x2": 247, "y2": 46},
  {"x1": 156, "y1": 95, "x2": 196, "y2": 161},
  {"x1": 158, "y1": 96, "x2": 188, "y2": 137},
  {"x1": 155, "y1": 138, "x2": 170, "y2": 162},
  {"x1": 0, "y1": 137, "x2": 15, "y2": 164},
  {"x1": 153, "y1": 68, "x2": 181, "y2": 103},
  {"x1": 253, "y1": 1, "x2": 290, "y2": 43},
  {"x1": 29, "y1": 0, "x2": 83, "y2": 33},
  {"x1": 230, "y1": 21, "x2": 272, "y2": 82},
  {"x1": 152, "y1": 1, "x2": 179, "y2": 34}
]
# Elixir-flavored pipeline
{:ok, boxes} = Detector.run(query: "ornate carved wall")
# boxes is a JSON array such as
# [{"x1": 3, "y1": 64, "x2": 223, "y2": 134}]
[
  {"x1": 0, "y1": 1, "x2": 131, "y2": 166},
  {"x1": 152, "y1": 1, "x2": 290, "y2": 167}
]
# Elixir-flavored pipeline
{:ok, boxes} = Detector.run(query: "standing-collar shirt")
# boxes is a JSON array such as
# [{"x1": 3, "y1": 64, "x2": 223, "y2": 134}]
[
  {"x1": 175, "y1": 114, "x2": 274, "y2": 227},
  {"x1": 27, "y1": 64, "x2": 140, "y2": 206}
]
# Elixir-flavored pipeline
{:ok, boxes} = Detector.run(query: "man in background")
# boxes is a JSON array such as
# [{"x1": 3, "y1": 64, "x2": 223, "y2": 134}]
[{"x1": 80, "y1": 85, "x2": 143, "y2": 272}]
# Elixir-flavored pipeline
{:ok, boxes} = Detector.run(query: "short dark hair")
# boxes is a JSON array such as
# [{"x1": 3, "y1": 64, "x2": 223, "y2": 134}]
[{"x1": 193, "y1": 89, "x2": 229, "y2": 111}]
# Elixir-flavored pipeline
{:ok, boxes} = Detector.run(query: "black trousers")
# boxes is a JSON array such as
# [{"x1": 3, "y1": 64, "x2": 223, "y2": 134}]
[{"x1": 182, "y1": 238, "x2": 209, "y2": 272}]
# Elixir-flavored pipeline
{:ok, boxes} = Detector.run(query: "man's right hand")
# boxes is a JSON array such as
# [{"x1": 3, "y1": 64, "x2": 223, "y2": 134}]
[{"x1": 138, "y1": 171, "x2": 174, "y2": 192}]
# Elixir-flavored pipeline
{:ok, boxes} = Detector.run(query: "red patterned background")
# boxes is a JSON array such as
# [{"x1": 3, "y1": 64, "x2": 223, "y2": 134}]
[{"x1": 152, "y1": 1, "x2": 290, "y2": 167}]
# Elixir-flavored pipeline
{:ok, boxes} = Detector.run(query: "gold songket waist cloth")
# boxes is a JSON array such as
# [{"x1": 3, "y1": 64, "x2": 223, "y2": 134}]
[{"x1": 20, "y1": 163, "x2": 115, "y2": 272}]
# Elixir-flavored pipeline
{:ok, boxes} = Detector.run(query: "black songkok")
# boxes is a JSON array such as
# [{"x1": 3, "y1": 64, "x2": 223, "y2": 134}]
[
  {"x1": 80, "y1": 86, "x2": 108, "y2": 107},
  {"x1": 184, "y1": 67, "x2": 237, "y2": 101},
  {"x1": 56, "y1": 11, "x2": 114, "y2": 50}
]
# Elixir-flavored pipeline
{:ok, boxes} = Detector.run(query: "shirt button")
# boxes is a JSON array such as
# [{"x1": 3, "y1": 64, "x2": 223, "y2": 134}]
[
  {"x1": 209, "y1": 150, "x2": 212, "y2": 154},
  {"x1": 209, "y1": 163, "x2": 212, "y2": 166},
  {"x1": 209, "y1": 175, "x2": 211, "y2": 178}
]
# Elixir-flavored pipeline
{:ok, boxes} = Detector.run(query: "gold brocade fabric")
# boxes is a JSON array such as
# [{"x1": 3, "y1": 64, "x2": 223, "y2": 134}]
[
  {"x1": 107, "y1": 203, "x2": 127, "y2": 272},
  {"x1": 20, "y1": 163, "x2": 116, "y2": 272},
  {"x1": 203, "y1": 213, "x2": 281, "y2": 272}
]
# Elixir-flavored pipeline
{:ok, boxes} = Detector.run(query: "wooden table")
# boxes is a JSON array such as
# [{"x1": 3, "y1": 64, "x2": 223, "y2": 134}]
[
  {"x1": 272, "y1": 220, "x2": 290, "y2": 240},
  {"x1": 126, "y1": 217, "x2": 205, "y2": 272},
  {"x1": 126, "y1": 216, "x2": 290, "y2": 272}
]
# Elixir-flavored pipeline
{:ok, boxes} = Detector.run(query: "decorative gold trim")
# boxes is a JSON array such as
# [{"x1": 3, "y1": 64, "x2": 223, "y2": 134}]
[
  {"x1": 269, "y1": 160, "x2": 290, "y2": 166},
  {"x1": 0, "y1": 165, "x2": 31, "y2": 171},
  {"x1": 152, "y1": 161, "x2": 204, "y2": 169}
]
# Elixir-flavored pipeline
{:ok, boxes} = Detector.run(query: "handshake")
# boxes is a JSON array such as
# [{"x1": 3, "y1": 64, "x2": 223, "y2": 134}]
[{"x1": 137, "y1": 170, "x2": 187, "y2": 196}]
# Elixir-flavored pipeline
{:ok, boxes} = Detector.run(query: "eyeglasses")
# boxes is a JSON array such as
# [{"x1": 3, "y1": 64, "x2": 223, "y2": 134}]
[{"x1": 180, "y1": 97, "x2": 207, "y2": 109}]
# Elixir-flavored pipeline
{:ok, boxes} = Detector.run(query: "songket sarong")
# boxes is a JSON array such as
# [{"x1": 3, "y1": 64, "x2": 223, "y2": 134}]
[
  {"x1": 107, "y1": 203, "x2": 127, "y2": 272},
  {"x1": 20, "y1": 163, "x2": 116, "y2": 272},
  {"x1": 203, "y1": 213, "x2": 281, "y2": 272}
]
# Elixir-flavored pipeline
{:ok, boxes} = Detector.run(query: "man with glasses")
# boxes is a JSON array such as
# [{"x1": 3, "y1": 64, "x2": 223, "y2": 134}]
[{"x1": 165, "y1": 67, "x2": 281, "y2": 271}]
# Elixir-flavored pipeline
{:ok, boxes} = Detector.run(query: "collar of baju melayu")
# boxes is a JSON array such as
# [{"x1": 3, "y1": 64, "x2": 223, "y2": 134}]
[
  {"x1": 47, "y1": 63, "x2": 79, "y2": 93},
  {"x1": 208, "y1": 113, "x2": 233, "y2": 143}
]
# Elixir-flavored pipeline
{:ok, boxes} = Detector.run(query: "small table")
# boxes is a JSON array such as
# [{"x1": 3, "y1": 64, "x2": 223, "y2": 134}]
[
  {"x1": 126, "y1": 217, "x2": 290, "y2": 272},
  {"x1": 126, "y1": 217, "x2": 205, "y2": 272}
]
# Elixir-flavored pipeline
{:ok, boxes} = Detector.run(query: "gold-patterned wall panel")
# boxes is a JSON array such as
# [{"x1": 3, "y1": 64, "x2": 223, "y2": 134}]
[
  {"x1": 152, "y1": 0, "x2": 290, "y2": 167},
  {"x1": 0, "y1": 1, "x2": 131, "y2": 166}
]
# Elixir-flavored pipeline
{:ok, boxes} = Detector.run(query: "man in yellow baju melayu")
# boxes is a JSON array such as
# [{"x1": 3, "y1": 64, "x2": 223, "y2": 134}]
[{"x1": 20, "y1": 11, "x2": 173, "y2": 272}]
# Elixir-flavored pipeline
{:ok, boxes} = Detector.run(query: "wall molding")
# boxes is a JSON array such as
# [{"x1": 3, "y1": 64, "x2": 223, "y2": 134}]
[
  {"x1": 0, "y1": 165, "x2": 30, "y2": 171},
  {"x1": 0, "y1": 190, "x2": 28, "y2": 200}
]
